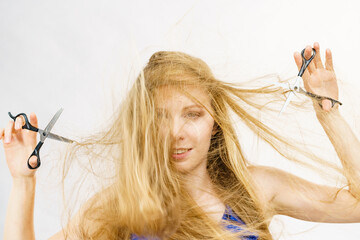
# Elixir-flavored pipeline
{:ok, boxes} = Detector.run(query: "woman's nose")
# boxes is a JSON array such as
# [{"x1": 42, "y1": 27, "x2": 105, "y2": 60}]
[{"x1": 170, "y1": 118, "x2": 185, "y2": 140}]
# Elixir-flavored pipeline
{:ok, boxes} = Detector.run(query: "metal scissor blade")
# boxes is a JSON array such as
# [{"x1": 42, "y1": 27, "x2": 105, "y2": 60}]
[
  {"x1": 47, "y1": 132, "x2": 74, "y2": 143},
  {"x1": 297, "y1": 87, "x2": 308, "y2": 96},
  {"x1": 40, "y1": 108, "x2": 63, "y2": 142},
  {"x1": 291, "y1": 76, "x2": 302, "y2": 92},
  {"x1": 279, "y1": 91, "x2": 295, "y2": 116}
]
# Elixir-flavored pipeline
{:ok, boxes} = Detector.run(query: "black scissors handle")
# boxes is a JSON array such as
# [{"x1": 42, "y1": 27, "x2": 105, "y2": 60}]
[
  {"x1": 300, "y1": 88, "x2": 343, "y2": 107},
  {"x1": 8, "y1": 112, "x2": 42, "y2": 170},
  {"x1": 8, "y1": 112, "x2": 39, "y2": 132},
  {"x1": 298, "y1": 48, "x2": 316, "y2": 77},
  {"x1": 8, "y1": 110, "x2": 71, "y2": 170},
  {"x1": 27, "y1": 141, "x2": 43, "y2": 169}
]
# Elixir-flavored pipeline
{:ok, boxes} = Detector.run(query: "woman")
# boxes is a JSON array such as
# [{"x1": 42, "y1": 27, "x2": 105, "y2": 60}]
[{"x1": 2, "y1": 42, "x2": 360, "y2": 239}]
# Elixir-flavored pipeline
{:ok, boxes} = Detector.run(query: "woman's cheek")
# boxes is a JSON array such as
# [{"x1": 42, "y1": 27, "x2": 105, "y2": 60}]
[{"x1": 198, "y1": 121, "x2": 214, "y2": 140}]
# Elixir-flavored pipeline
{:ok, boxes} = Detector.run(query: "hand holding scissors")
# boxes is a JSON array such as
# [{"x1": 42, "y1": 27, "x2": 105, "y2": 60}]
[
  {"x1": 7, "y1": 108, "x2": 74, "y2": 169},
  {"x1": 279, "y1": 43, "x2": 342, "y2": 115}
]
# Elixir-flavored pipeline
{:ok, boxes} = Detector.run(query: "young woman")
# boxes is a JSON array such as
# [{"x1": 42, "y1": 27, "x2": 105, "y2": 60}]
[{"x1": 2, "y1": 42, "x2": 360, "y2": 239}]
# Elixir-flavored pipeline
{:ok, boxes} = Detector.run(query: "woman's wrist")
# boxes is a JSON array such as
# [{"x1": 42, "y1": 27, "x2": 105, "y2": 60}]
[
  {"x1": 12, "y1": 176, "x2": 36, "y2": 190},
  {"x1": 314, "y1": 107, "x2": 343, "y2": 134},
  {"x1": 313, "y1": 99, "x2": 340, "y2": 119}
]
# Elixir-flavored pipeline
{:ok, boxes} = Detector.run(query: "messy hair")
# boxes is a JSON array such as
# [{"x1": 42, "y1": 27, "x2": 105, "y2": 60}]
[{"x1": 60, "y1": 51, "x2": 349, "y2": 239}]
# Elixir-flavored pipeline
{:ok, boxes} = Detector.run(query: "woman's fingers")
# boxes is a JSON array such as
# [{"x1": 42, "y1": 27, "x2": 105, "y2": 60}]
[
  {"x1": 293, "y1": 43, "x2": 338, "y2": 112},
  {"x1": 28, "y1": 113, "x2": 38, "y2": 140},
  {"x1": 14, "y1": 115, "x2": 24, "y2": 130},
  {"x1": 304, "y1": 45, "x2": 316, "y2": 74},
  {"x1": 293, "y1": 51, "x2": 302, "y2": 70},
  {"x1": 4, "y1": 121, "x2": 14, "y2": 144},
  {"x1": 14, "y1": 118, "x2": 20, "y2": 130},
  {"x1": 322, "y1": 99, "x2": 332, "y2": 112},
  {"x1": 3, "y1": 113, "x2": 37, "y2": 145},
  {"x1": 29, "y1": 113, "x2": 38, "y2": 128},
  {"x1": 299, "y1": 43, "x2": 327, "y2": 74},
  {"x1": 325, "y1": 48, "x2": 334, "y2": 71},
  {"x1": 294, "y1": 52, "x2": 310, "y2": 89},
  {"x1": 313, "y1": 42, "x2": 324, "y2": 69},
  {"x1": 294, "y1": 51, "x2": 311, "y2": 78},
  {"x1": 2, "y1": 112, "x2": 40, "y2": 177},
  {"x1": 0, "y1": 128, "x2": 4, "y2": 140},
  {"x1": 28, "y1": 156, "x2": 38, "y2": 169}
]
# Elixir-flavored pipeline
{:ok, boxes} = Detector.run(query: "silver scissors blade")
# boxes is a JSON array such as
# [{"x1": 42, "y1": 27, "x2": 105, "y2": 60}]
[
  {"x1": 40, "y1": 108, "x2": 63, "y2": 142},
  {"x1": 37, "y1": 129, "x2": 73, "y2": 143},
  {"x1": 279, "y1": 47, "x2": 316, "y2": 116},
  {"x1": 279, "y1": 76, "x2": 303, "y2": 115},
  {"x1": 47, "y1": 132, "x2": 73, "y2": 143},
  {"x1": 290, "y1": 76, "x2": 302, "y2": 92},
  {"x1": 279, "y1": 91, "x2": 295, "y2": 116}
]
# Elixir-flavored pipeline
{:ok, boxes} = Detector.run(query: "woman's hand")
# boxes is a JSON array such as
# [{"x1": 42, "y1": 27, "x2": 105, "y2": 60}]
[
  {"x1": 0, "y1": 113, "x2": 39, "y2": 179},
  {"x1": 293, "y1": 42, "x2": 339, "y2": 112}
]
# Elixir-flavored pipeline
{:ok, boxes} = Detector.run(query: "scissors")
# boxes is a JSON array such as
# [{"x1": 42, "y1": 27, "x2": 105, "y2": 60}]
[
  {"x1": 279, "y1": 48, "x2": 342, "y2": 115},
  {"x1": 8, "y1": 108, "x2": 74, "y2": 170}
]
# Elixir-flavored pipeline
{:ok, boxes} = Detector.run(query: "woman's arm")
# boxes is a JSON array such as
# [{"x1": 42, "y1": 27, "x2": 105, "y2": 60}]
[
  {"x1": 1, "y1": 113, "x2": 114, "y2": 240},
  {"x1": 250, "y1": 43, "x2": 360, "y2": 223},
  {"x1": 295, "y1": 43, "x2": 360, "y2": 197},
  {"x1": 4, "y1": 177, "x2": 36, "y2": 240},
  {"x1": 249, "y1": 166, "x2": 360, "y2": 223},
  {"x1": 316, "y1": 107, "x2": 360, "y2": 196}
]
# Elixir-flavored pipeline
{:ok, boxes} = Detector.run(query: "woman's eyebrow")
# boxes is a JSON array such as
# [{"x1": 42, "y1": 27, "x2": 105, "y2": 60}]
[
  {"x1": 155, "y1": 104, "x2": 203, "y2": 112},
  {"x1": 183, "y1": 104, "x2": 203, "y2": 110}
]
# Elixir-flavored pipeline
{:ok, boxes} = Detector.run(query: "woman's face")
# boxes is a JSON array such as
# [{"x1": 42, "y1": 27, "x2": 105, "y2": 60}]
[{"x1": 154, "y1": 85, "x2": 215, "y2": 174}]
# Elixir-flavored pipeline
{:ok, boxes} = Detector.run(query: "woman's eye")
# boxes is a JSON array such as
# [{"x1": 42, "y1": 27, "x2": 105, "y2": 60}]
[
  {"x1": 156, "y1": 111, "x2": 166, "y2": 119},
  {"x1": 185, "y1": 112, "x2": 200, "y2": 118}
]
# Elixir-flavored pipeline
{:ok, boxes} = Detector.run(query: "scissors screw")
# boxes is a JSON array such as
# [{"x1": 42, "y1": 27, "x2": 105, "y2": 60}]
[
  {"x1": 43, "y1": 133, "x2": 46, "y2": 136},
  {"x1": 294, "y1": 86, "x2": 298, "y2": 90}
]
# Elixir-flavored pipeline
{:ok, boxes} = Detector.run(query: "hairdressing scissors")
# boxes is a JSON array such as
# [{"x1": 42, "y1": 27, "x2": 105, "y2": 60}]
[
  {"x1": 279, "y1": 48, "x2": 342, "y2": 115},
  {"x1": 8, "y1": 108, "x2": 74, "y2": 170}
]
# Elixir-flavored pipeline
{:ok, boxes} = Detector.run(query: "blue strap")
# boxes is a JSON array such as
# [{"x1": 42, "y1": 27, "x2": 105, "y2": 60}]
[{"x1": 131, "y1": 206, "x2": 258, "y2": 240}]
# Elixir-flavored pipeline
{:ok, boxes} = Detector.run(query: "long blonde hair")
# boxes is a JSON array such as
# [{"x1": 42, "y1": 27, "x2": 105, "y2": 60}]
[{"x1": 61, "y1": 51, "x2": 347, "y2": 239}]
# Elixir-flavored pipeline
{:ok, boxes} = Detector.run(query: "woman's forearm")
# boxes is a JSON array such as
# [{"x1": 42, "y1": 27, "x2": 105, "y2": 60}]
[
  {"x1": 316, "y1": 106, "x2": 360, "y2": 195},
  {"x1": 4, "y1": 177, "x2": 36, "y2": 240}
]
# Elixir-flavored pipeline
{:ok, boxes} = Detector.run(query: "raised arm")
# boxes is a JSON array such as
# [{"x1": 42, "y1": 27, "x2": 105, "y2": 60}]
[
  {"x1": 316, "y1": 107, "x2": 360, "y2": 196},
  {"x1": 1, "y1": 113, "x2": 39, "y2": 240},
  {"x1": 248, "y1": 43, "x2": 360, "y2": 224},
  {"x1": 1, "y1": 113, "x2": 115, "y2": 240},
  {"x1": 295, "y1": 43, "x2": 360, "y2": 197}
]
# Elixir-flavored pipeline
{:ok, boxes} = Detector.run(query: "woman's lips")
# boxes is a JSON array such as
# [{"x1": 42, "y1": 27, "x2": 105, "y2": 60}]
[{"x1": 172, "y1": 148, "x2": 192, "y2": 160}]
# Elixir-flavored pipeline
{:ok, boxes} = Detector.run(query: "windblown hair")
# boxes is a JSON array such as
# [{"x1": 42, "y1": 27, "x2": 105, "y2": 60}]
[{"x1": 60, "y1": 51, "x2": 349, "y2": 239}]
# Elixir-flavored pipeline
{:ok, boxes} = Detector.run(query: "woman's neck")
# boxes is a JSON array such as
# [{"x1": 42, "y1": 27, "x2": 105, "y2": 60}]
[{"x1": 184, "y1": 167, "x2": 226, "y2": 222}]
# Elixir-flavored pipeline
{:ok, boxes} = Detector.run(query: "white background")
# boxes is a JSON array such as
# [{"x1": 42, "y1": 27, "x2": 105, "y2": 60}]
[{"x1": 1, "y1": 0, "x2": 360, "y2": 239}]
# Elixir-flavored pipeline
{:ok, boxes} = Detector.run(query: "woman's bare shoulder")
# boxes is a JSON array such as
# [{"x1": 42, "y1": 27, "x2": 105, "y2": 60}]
[{"x1": 48, "y1": 231, "x2": 66, "y2": 240}]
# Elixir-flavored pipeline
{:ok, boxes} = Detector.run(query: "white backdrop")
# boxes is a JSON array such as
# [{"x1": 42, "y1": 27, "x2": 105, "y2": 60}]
[{"x1": 1, "y1": 0, "x2": 360, "y2": 239}]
